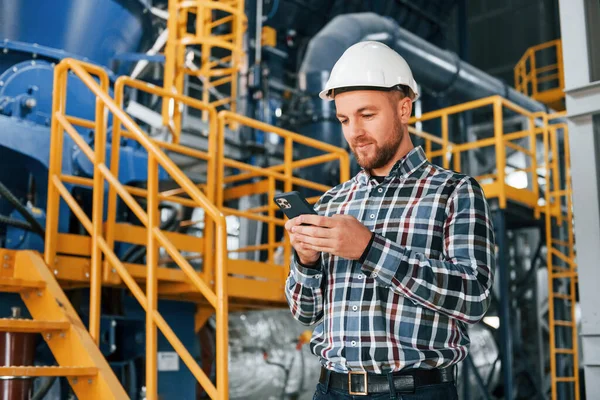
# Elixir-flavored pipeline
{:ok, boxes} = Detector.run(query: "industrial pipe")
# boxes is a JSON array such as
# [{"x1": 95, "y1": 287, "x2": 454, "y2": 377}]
[
  {"x1": 299, "y1": 12, "x2": 553, "y2": 115},
  {"x1": 0, "y1": 308, "x2": 36, "y2": 400}
]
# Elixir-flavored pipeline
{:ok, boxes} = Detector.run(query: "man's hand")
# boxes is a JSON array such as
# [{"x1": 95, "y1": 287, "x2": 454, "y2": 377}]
[
  {"x1": 285, "y1": 216, "x2": 322, "y2": 266},
  {"x1": 288, "y1": 214, "x2": 373, "y2": 260}
]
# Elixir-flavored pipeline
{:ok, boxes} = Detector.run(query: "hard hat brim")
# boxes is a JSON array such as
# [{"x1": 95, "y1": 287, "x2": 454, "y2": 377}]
[{"x1": 319, "y1": 84, "x2": 419, "y2": 101}]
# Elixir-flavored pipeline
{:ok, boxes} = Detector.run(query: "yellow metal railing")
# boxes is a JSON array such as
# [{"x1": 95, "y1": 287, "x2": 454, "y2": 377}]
[
  {"x1": 408, "y1": 125, "x2": 454, "y2": 162},
  {"x1": 114, "y1": 76, "x2": 221, "y2": 288},
  {"x1": 163, "y1": 0, "x2": 246, "y2": 133},
  {"x1": 514, "y1": 39, "x2": 565, "y2": 110},
  {"x1": 410, "y1": 95, "x2": 541, "y2": 210},
  {"x1": 411, "y1": 98, "x2": 579, "y2": 398},
  {"x1": 543, "y1": 113, "x2": 580, "y2": 400},
  {"x1": 215, "y1": 111, "x2": 350, "y2": 273},
  {"x1": 154, "y1": 115, "x2": 350, "y2": 305},
  {"x1": 45, "y1": 59, "x2": 229, "y2": 400}
]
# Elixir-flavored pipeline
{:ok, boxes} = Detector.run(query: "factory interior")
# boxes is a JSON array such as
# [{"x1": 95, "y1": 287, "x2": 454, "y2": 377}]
[{"x1": 0, "y1": 0, "x2": 598, "y2": 399}]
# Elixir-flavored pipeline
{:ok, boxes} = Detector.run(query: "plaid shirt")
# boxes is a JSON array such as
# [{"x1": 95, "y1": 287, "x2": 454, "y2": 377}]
[{"x1": 285, "y1": 146, "x2": 495, "y2": 373}]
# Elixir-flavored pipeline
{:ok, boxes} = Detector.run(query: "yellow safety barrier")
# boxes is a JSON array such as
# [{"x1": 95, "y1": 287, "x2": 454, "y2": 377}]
[
  {"x1": 46, "y1": 58, "x2": 229, "y2": 400},
  {"x1": 410, "y1": 95, "x2": 541, "y2": 210},
  {"x1": 215, "y1": 111, "x2": 350, "y2": 279},
  {"x1": 514, "y1": 39, "x2": 565, "y2": 110},
  {"x1": 408, "y1": 125, "x2": 452, "y2": 162},
  {"x1": 114, "y1": 76, "x2": 220, "y2": 286}
]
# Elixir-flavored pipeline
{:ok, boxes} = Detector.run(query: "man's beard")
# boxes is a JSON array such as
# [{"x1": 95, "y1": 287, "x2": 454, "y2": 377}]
[{"x1": 351, "y1": 121, "x2": 404, "y2": 173}]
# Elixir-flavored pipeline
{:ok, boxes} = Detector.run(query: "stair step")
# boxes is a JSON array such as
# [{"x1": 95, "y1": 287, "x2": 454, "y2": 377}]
[
  {"x1": 555, "y1": 348, "x2": 575, "y2": 354},
  {"x1": 554, "y1": 320, "x2": 575, "y2": 327},
  {"x1": 0, "y1": 318, "x2": 70, "y2": 333},
  {"x1": 552, "y1": 292, "x2": 572, "y2": 300},
  {"x1": 0, "y1": 277, "x2": 45, "y2": 293},
  {"x1": 556, "y1": 376, "x2": 577, "y2": 383},
  {"x1": 552, "y1": 271, "x2": 575, "y2": 279},
  {"x1": 0, "y1": 366, "x2": 97, "y2": 377}
]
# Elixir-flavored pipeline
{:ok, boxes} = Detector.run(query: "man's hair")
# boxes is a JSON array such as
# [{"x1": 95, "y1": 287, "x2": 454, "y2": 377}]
[{"x1": 330, "y1": 85, "x2": 414, "y2": 100}]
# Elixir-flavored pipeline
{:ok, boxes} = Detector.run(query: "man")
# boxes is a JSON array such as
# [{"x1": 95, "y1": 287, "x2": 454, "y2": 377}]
[{"x1": 284, "y1": 41, "x2": 495, "y2": 399}]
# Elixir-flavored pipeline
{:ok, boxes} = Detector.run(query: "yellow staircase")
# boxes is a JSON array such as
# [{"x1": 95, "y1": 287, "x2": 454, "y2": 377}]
[
  {"x1": 0, "y1": 55, "x2": 348, "y2": 399},
  {"x1": 40, "y1": 59, "x2": 232, "y2": 399},
  {"x1": 0, "y1": 249, "x2": 128, "y2": 399}
]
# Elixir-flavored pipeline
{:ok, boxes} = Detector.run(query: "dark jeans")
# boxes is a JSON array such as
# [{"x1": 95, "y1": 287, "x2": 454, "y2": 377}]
[{"x1": 312, "y1": 382, "x2": 459, "y2": 400}]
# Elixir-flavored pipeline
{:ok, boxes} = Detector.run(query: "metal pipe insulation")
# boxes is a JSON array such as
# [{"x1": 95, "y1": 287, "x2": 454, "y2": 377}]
[{"x1": 299, "y1": 12, "x2": 554, "y2": 115}]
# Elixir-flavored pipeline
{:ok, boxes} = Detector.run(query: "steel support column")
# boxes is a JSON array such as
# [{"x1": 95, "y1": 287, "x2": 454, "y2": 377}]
[{"x1": 494, "y1": 209, "x2": 514, "y2": 399}]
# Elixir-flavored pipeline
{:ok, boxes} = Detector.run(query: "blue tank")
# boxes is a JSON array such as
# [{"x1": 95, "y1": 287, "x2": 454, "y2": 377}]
[{"x1": 0, "y1": 0, "x2": 152, "y2": 68}]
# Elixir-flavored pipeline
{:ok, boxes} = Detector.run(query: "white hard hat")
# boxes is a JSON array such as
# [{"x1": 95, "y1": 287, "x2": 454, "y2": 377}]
[{"x1": 319, "y1": 41, "x2": 419, "y2": 101}]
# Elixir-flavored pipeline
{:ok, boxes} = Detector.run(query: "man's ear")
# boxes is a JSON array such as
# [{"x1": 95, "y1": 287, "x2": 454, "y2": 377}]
[{"x1": 397, "y1": 97, "x2": 413, "y2": 124}]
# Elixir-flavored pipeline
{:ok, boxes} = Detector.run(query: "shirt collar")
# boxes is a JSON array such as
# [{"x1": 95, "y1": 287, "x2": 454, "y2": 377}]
[{"x1": 355, "y1": 146, "x2": 428, "y2": 186}]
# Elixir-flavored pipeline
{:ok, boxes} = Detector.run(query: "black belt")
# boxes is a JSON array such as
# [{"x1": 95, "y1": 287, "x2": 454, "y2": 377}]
[{"x1": 319, "y1": 365, "x2": 455, "y2": 396}]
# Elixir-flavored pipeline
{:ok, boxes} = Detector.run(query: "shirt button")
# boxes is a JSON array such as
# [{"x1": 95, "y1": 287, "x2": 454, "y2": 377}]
[
  {"x1": 351, "y1": 341, "x2": 357, "y2": 346},
  {"x1": 315, "y1": 275, "x2": 321, "y2": 279},
  {"x1": 352, "y1": 305, "x2": 358, "y2": 311},
  {"x1": 358, "y1": 274, "x2": 363, "y2": 279},
  {"x1": 378, "y1": 188, "x2": 383, "y2": 193},
  {"x1": 370, "y1": 214, "x2": 375, "y2": 219}
]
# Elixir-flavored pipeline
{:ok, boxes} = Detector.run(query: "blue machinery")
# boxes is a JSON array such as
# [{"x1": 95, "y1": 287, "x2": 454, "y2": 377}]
[{"x1": 0, "y1": 0, "x2": 156, "y2": 247}]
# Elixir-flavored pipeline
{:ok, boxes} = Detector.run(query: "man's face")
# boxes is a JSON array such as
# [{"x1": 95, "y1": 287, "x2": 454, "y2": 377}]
[{"x1": 334, "y1": 90, "x2": 411, "y2": 173}]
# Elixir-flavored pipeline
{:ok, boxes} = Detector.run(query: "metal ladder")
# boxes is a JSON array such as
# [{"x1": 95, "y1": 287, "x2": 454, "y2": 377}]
[
  {"x1": 543, "y1": 119, "x2": 580, "y2": 400},
  {"x1": 162, "y1": 0, "x2": 246, "y2": 134}
]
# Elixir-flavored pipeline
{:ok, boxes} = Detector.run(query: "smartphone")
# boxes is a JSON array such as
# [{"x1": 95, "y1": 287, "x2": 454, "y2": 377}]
[{"x1": 273, "y1": 191, "x2": 318, "y2": 220}]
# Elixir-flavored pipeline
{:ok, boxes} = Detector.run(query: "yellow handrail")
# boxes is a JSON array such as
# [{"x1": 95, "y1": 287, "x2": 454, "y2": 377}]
[
  {"x1": 216, "y1": 110, "x2": 350, "y2": 267},
  {"x1": 113, "y1": 76, "x2": 220, "y2": 285},
  {"x1": 410, "y1": 95, "x2": 541, "y2": 210},
  {"x1": 514, "y1": 39, "x2": 564, "y2": 110},
  {"x1": 45, "y1": 58, "x2": 229, "y2": 400}
]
